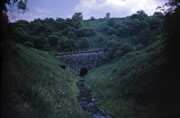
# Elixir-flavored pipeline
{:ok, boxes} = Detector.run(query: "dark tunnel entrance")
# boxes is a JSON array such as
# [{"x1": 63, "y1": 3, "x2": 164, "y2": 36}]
[
  {"x1": 59, "y1": 65, "x2": 66, "y2": 70},
  {"x1": 80, "y1": 68, "x2": 88, "y2": 76}
]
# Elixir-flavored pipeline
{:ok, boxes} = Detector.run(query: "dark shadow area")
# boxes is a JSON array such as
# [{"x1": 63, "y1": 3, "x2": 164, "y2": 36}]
[
  {"x1": 59, "y1": 65, "x2": 66, "y2": 70},
  {"x1": 80, "y1": 68, "x2": 88, "y2": 76}
]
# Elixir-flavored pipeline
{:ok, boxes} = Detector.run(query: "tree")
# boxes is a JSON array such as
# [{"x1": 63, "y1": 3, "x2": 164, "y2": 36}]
[
  {"x1": 66, "y1": 18, "x2": 74, "y2": 27},
  {"x1": 72, "y1": 12, "x2": 83, "y2": 21},
  {"x1": 76, "y1": 28, "x2": 95, "y2": 37},
  {"x1": 117, "y1": 24, "x2": 129, "y2": 37},
  {"x1": 153, "y1": 12, "x2": 164, "y2": 17},
  {"x1": 48, "y1": 34, "x2": 59, "y2": 46},
  {"x1": 103, "y1": 26, "x2": 109, "y2": 32},
  {"x1": 34, "y1": 36, "x2": 50, "y2": 50},
  {"x1": 114, "y1": 43, "x2": 132, "y2": 58},
  {"x1": 97, "y1": 36, "x2": 104, "y2": 42},
  {"x1": 163, "y1": 0, "x2": 180, "y2": 63},
  {"x1": 1, "y1": 0, "x2": 28, "y2": 42},
  {"x1": 107, "y1": 27, "x2": 116, "y2": 35},
  {"x1": 1, "y1": 0, "x2": 27, "y2": 14},
  {"x1": 136, "y1": 10, "x2": 148, "y2": 16},
  {"x1": 90, "y1": 16, "x2": 95, "y2": 20},
  {"x1": 56, "y1": 36, "x2": 76, "y2": 51},
  {"x1": 109, "y1": 34, "x2": 118, "y2": 40},
  {"x1": 30, "y1": 19, "x2": 43, "y2": 35},
  {"x1": 14, "y1": 27, "x2": 31, "y2": 43},
  {"x1": 108, "y1": 19, "x2": 115, "y2": 27},
  {"x1": 63, "y1": 38, "x2": 76, "y2": 51},
  {"x1": 106, "y1": 12, "x2": 110, "y2": 19},
  {"x1": 149, "y1": 15, "x2": 163, "y2": 30},
  {"x1": 72, "y1": 12, "x2": 83, "y2": 28},
  {"x1": 130, "y1": 10, "x2": 148, "y2": 20},
  {"x1": 137, "y1": 28, "x2": 150, "y2": 45},
  {"x1": 104, "y1": 39, "x2": 118, "y2": 49},
  {"x1": 79, "y1": 39, "x2": 89, "y2": 50},
  {"x1": 56, "y1": 18, "x2": 68, "y2": 30}
]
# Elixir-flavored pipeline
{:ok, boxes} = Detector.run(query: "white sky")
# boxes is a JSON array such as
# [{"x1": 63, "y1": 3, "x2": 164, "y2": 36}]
[
  {"x1": 8, "y1": 0, "x2": 168, "y2": 22},
  {"x1": 75, "y1": 0, "x2": 168, "y2": 18}
]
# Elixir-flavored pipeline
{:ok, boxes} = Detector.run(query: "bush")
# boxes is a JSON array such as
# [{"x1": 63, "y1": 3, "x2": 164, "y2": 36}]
[
  {"x1": 102, "y1": 26, "x2": 109, "y2": 32},
  {"x1": 104, "y1": 39, "x2": 118, "y2": 49},
  {"x1": 34, "y1": 37, "x2": 50, "y2": 50},
  {"x1": 114, "y1": 43, "x2": 132, "y2": 58},
  {"x1": 108, "y1": 19, "x2": 115, "y2": 27},
  {"x1": 90, "y1": 16, "x2": 95, "y2": 21},
  {"x1": 76, "y1": 28, "x2": 96, "y2": 37},
  {"x1": 109, "y1": 34, "x2": 118, "y2": 40},
  {"x1": 97, "y1": 36, "x2": 105, "y2": 42},
  {"x1": 23, "y1": 41, "x2": 34, "y2": 48},
  {"x1": 107, "y1": 27, "x2": 116, "y2": 35},
  {"x1": 56, "y1": 37, "x2": 76, "y2": 51},
  {"x1": 14, "y1": 27, "x2": 32, "y2": 43},
  {"x1": 79, "y1": 38, "x2": 89, "y2": 49},
  {"x1": 117, "y1": 25, "x2": 129, "y2": 36},
  {"x1": 48, "y1": 34, "x2": 59, "y2": 46}
]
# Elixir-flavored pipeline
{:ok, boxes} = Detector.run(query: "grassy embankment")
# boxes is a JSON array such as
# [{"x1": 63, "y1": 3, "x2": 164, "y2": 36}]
[
  {"x1": 85, "y1": 38, "x2": 179, "y2": 118},
  {"x1": 1, "y1": 42, "x2": 89, "y2": 118}
]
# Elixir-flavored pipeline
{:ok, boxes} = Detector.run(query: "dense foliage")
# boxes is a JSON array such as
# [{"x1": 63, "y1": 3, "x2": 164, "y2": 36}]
[
  {"x1": 9, "y1": 10, "x2": 164, "y2": 55},
  {"x1": 163, "y1": 0, "x2": 180, "y2": 66}
]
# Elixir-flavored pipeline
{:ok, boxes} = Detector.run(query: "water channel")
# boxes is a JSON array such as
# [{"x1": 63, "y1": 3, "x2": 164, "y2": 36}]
[{"x1": 77, "y1": 76, "x2": 112, "y2": 118}]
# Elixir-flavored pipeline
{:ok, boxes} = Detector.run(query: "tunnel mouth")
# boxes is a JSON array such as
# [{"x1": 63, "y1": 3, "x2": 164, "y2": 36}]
[
  {"x1": 80, "y1": 68, "x2": 88, "y2": 76},
  {"x1": 59, "y1": 65, "x2": 66, "y2": 70}
]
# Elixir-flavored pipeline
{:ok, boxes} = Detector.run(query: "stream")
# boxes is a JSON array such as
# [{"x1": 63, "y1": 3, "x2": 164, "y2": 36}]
[{"x1": 77, "y1": 76, "x2": 112, "y2": 118}]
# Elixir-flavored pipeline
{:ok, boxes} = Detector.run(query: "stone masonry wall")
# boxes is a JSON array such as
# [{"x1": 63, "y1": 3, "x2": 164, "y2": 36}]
[{"x1": 56, "y1": 50, "x2": 107, "y2": 71}]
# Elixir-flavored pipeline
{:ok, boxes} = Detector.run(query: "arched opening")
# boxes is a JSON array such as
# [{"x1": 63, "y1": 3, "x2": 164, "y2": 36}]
[
  {"x1": 59, "y1": 65, "x2": 66, "y2": 70},
  {"x1": 80, "y1": 68, "x2": 88, "y2": 76}
]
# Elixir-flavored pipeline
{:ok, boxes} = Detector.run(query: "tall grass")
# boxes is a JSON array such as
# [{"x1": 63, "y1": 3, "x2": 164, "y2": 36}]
[
  {"x1": 85, "y1": 38, "x2": 179, "y2": 118},
  {"x1": 1, "y1": 42, "x2": 90, "y2": 118}
]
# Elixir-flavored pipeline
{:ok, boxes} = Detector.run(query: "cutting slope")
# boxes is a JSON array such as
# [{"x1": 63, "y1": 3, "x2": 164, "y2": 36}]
[
  {"x1": 1, "y1": 42, "x2": 89, "y2": 118},
  {"x1": 85, "y1": 39, "x2": 179, "y2": 118}
]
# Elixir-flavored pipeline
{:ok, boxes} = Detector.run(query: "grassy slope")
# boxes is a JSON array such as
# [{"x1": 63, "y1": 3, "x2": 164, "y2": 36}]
[
  {"x1": 85, "y1": 38, "x2": 179, "y2": 118},
  {"x1": 1, "y1": 42, "x2": 89, "y2": 118}
]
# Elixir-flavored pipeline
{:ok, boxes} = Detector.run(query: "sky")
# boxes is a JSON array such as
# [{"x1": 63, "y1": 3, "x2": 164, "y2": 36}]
[{"x1": 8, "y1": 0, "x2": 168, "y2": 22}]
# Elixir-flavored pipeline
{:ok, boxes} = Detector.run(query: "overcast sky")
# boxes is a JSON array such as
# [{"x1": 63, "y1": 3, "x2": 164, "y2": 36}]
[{"x1": 8, "y1": 0, "x2": 168, "y2": 22}]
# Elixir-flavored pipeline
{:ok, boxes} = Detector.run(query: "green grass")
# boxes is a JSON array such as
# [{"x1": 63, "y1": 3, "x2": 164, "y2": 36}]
[
  {"x1": 1, "y1": 42, "x2": 89, "y2": 118},
  {"x1": 85, "y1": 38, "x2": 179, "y2": 118}
]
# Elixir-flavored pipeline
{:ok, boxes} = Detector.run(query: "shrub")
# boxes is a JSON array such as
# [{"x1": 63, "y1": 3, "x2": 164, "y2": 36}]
[
  {"x1": 114, "y1": 43, "x2": 132, "y2": 58},
  {"x1": 108, "y1": 19, "x2": 115, "y2": 27},
  {"x1": 102, "y1": 26, "x2": 109, "y2": 32},
  {"x1": 23, "y1": 41, "x2": 34, "y2": 48},
  {"x1": 76, "y1": 28, "x2": 96, "y2": 37},
  {"x1": 97, "y1": 36, "x2": 105, "y2": 42},
  {"x1": 107, "y1": 27, "x2": 116, "y2": 35},
  {"x1": 48, "y1": 34, "x2": 59, "y2": 46},
  {"x1": 34, "y1": 37, "x2": 50, "y2": 50}
]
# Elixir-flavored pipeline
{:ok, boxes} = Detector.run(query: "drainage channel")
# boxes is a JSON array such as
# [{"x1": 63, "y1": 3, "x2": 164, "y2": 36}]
[{"x1": 77, "y1": 76, "x2": 112, "y2": 118}]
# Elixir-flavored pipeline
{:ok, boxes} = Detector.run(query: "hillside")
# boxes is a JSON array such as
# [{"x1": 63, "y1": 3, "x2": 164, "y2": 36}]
[
  {"x1": 85, "y1": 38, "x2": 179, "y2": 118},
  {"x1": 12, "y1": 11, "x2": 164, "y2": 53},
  {"x1": 1, "y1": 42, "x2": 89, "y2": 118}
]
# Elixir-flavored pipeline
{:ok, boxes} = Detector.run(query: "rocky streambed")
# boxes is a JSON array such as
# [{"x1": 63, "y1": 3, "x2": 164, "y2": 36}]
[{"x1": 77, "y1": 76, "x2": 112, "y2": 118}]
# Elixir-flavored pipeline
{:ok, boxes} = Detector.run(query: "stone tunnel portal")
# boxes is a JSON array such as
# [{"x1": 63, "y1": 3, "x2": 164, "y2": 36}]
[{"x1": 80, "y1": 68, "x2": 88, "y2": 76}]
